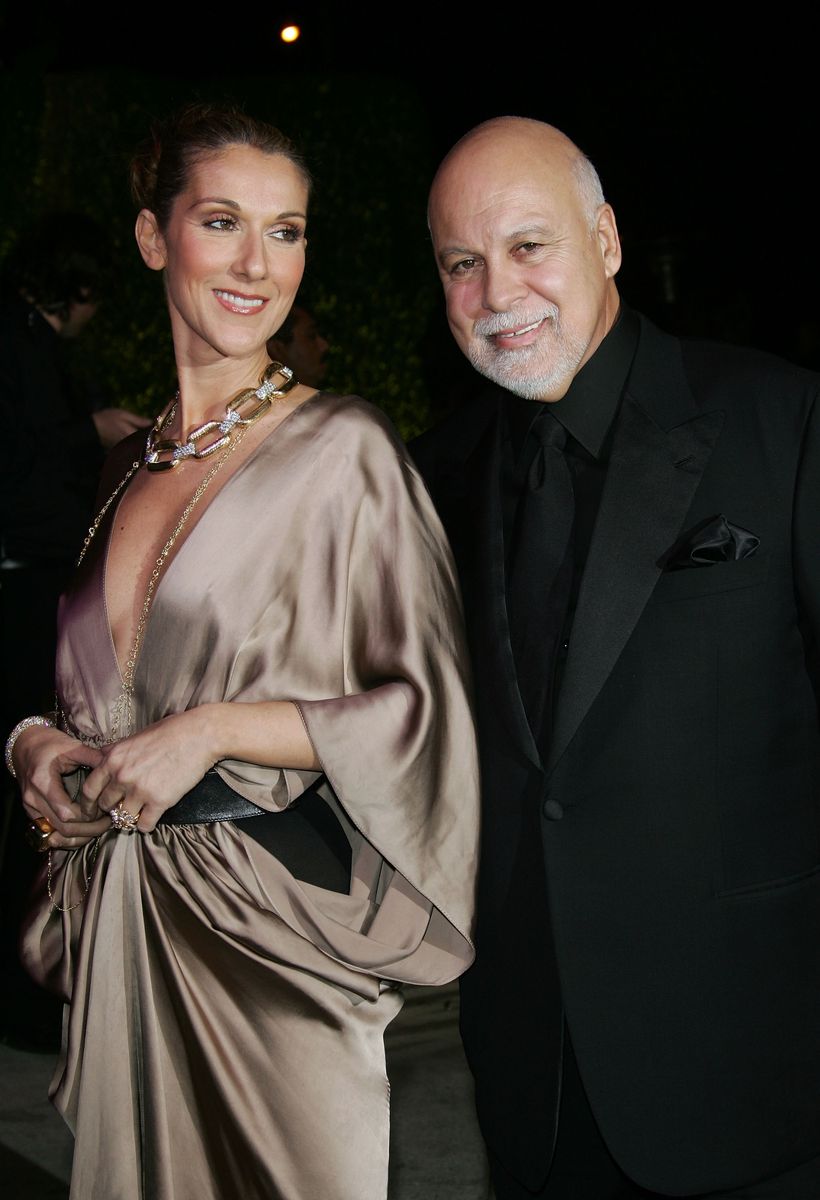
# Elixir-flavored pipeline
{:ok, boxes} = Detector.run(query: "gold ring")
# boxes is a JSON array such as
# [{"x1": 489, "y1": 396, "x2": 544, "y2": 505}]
[
  {"x1": 109, "y1": 804, "x2": 139, "y2": 833},
  {"x1": 25, "y1": 817, "x2": 54, "y2": 853}
]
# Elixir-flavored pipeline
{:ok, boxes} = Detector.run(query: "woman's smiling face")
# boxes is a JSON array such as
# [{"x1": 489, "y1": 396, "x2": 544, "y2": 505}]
[{"x1": 137, "y1": 143, "x2": 308, "y2": 370}]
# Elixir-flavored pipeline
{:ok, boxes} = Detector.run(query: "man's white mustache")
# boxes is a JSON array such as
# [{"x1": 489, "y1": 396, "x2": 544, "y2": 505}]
[{"x1": 473, "y1": 305, "x2": 558, "y2": 338}]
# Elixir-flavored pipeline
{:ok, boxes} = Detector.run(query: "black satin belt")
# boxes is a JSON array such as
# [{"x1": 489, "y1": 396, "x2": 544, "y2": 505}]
[
  {"x1": 160, "y1": 771, "x2": 269, "y2": 823},
  {"x1": 159, "y1": 771, "x2": 352, "y2": 893}
]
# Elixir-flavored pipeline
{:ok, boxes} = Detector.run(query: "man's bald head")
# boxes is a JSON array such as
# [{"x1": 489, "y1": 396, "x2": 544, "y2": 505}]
[
  {"x1": 430, "y1": 117, "x2": 605, "y2": 231},
  {"x1": 428, "y1": 116, "x2": 621, "y2": 402}
]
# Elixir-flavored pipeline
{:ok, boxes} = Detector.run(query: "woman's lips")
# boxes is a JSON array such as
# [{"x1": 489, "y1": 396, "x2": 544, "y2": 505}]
[{"x1": 213, "y1": 289, "x2": 269, "y2": 315}]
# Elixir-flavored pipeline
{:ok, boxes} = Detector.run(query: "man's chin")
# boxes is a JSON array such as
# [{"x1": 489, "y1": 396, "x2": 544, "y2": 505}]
[
  {"x1": 467, "y1": 338, "x2": 586, "y2": 400},
  {"x1": 470, "y1": 358, "x2": 563, "y2": 401}
]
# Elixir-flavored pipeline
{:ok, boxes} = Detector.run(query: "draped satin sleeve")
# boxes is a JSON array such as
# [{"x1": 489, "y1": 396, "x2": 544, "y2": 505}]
[{"x1": 296, "y1": 403, "x2": 479, "y2": 954}]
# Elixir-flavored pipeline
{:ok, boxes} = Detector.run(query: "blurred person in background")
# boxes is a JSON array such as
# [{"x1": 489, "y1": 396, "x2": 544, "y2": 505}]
[
  {"x1": 267, "y1": 299, "x2": 329, "y2": 388},
  {"x1": 0, "y1": 212, "x2": 149, "y2": 1049}
]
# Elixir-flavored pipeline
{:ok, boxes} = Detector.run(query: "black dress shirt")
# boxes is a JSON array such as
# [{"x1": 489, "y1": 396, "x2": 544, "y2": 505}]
[{"x1": 501, "y1": 307, "x2": 640, "y2": 753}]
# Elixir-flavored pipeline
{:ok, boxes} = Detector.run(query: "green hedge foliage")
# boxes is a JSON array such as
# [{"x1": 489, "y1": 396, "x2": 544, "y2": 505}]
[{"x1": 2, "y1": 68, "x2": 449, "y2": 439}]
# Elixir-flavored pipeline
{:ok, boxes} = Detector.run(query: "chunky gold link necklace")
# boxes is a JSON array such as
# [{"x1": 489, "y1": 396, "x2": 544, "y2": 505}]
[
  {"x1": 76, "y1": 361, "x2": 297, "y2": 740},
  {"x1": 144, "y1": 360, "x2": 295, "y2": 470}
]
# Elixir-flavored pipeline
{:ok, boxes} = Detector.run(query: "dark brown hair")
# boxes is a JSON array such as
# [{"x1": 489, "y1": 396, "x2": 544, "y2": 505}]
[{"x1": 130, "y1": 102, "x2": 311, "y2": 229}]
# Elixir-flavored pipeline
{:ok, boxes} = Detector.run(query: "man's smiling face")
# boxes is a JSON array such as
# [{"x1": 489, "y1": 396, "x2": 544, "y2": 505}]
[{"x1": 429, "y1": 118, "x2": 622, "y2": 402}]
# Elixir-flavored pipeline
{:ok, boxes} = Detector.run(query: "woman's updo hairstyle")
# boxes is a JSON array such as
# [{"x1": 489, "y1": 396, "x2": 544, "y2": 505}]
[{"x1": 130, "y1": 102, "x2": 311, "y2": 230}]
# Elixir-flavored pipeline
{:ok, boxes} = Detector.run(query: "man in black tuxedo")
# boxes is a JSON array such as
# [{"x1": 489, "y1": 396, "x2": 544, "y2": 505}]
[{"x1": 411, "y1": 117, "x2": 820, "y2": 1198}]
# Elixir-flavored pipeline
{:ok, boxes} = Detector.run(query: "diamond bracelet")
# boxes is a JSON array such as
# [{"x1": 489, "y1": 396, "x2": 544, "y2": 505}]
[{"x1": 5, "y1": 715, "x2": 56, "y2": 778}]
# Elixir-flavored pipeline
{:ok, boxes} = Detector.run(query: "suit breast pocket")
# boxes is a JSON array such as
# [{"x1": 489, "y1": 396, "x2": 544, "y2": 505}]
[{"x1": 652, "y1": 554, "x2": 769, "y2": 602}]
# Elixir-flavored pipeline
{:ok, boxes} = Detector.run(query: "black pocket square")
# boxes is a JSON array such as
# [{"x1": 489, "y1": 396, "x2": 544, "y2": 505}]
[{"x1": 659, "y1": 514, "x2": 760, "y2": 571}]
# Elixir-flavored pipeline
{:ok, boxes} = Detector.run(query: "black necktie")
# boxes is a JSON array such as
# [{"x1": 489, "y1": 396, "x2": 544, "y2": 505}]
[{"x1": 507, "y1": 410, "x2": 575, "y2": 751}]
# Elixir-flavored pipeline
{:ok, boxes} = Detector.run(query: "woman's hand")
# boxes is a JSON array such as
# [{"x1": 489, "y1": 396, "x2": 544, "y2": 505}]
[
  {"x1": 81, "y1": 709, "x2": 217, "y2": 832},
  {"x1": 15, "y1": 725, "x2": 110, "y2": 849}
]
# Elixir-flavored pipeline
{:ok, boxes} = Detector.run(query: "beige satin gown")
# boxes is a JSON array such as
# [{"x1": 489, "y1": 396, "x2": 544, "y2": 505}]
[{"x1": 22, "y1": 393, "x2": 479, "y2": 1200}]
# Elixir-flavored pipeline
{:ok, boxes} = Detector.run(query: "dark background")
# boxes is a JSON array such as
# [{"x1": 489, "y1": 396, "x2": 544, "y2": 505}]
[{"x1": 2, "y1": 6, "x2": 817, "y2": 436}]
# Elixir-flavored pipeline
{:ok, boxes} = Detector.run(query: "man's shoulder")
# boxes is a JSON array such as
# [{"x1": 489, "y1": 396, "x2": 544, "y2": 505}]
[
  {"x1": 409, "y1": 385, "x2": 501, "y2": 479},
  {"x1": 634, "y1": 309, "x2": 820, "y2": 405}
]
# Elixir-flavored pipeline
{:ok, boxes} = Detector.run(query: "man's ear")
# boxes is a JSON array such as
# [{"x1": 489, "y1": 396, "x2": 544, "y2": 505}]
[
  {"x1": 135, "y1": 209, "x2": 167, "y2": 271},
  {"x1": 596, "y1": 204, "x2": 622, "y2": 279}
]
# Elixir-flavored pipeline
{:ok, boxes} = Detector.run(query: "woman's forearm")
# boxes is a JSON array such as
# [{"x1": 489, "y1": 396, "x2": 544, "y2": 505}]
[{"x1": 197, "y1": 701, "x2": 320, "y2": 772}]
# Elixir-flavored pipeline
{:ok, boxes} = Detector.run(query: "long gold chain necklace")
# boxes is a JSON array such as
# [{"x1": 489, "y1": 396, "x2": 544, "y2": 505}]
[
  {"x1": 76, "y1": 361, "x2": 296, "y2": 741},
  {"x1": 111, "y1": 420, "x2": 246, "y2": 739},
  {"x1": 49, "y1": 362, "x2": 295, "y2": 911}
]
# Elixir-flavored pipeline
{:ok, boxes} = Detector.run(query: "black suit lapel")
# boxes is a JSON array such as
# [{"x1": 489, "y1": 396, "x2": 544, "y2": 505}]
[{"x1": 547, "y1": 337, "x2": 725, "y2": 774}]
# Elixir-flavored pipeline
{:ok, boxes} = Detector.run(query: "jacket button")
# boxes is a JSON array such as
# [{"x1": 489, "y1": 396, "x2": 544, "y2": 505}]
[{"x1": 543, "y1": 799, "x2": 564, "y2": 821}]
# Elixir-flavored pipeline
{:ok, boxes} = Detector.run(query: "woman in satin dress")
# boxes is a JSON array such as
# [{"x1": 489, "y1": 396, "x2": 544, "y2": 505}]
[{"x1": 8, "y1": 103, "x2": 479, "y2": 1200}]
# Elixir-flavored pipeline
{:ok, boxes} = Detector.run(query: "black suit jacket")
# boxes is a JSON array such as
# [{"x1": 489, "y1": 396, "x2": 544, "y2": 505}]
[{"x1": 410, "y1": 312, "x2": 820, "y2": 1195}]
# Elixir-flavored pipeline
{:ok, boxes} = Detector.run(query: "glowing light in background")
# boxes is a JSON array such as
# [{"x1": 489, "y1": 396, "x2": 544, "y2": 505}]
[{"x1": 280, "y1": 25, "x2": 301, "y2": 44}]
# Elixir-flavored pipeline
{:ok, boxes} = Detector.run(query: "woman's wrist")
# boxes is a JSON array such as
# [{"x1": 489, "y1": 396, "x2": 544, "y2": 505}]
[
  {"x1": 194, "y1": 700, "x2": 318, "y2": 771},
  {"x1": 5, "y1": 714, "x2": 57, "y2": 778},
  {"x1": 186, "y1": 703, "x2": 229, "y2": 765}
]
